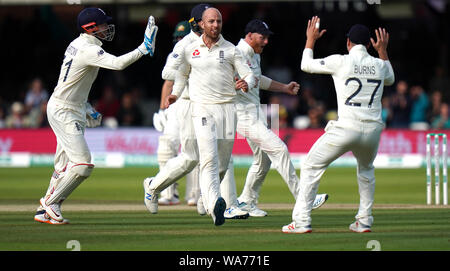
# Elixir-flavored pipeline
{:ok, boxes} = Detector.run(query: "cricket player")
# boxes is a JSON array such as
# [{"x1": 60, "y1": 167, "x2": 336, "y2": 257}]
[
  {"x1": 283, "y1": 16, "x2": 394, "y2": 233},
  {"x1": 164, "y1": 7, "x2": 256, "y2": 226},
  {"x1": 153, "y1": 20, "x2": 201, "y2": 206},
  {"x1": 34, "y1": 7, "x2": 158, "y2": 224},
  {"x1": 222, "y1": 19, "x2": 329, "y2": 217}
]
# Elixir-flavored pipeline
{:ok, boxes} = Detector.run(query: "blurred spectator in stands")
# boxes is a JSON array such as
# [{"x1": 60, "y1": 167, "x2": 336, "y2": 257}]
[
  {"x1": 389, "y1": 80, "x2": 411, "y2": 128},
  {"x1": 24, "y1": 78, "x2": 48, "y2": 114},
  {"x1": 427, "y1": 90, "x2": 444, "y2": 124},
  {"x1": 5, "y1": 102, "x2": 31, "y2": 128},
  {"x1": 296, "y1": 84, "x2": 317, "y2": 115},
  {"x1": 381, "y1": 96, "x2": 392, "y2": 126},
  {"x1": 307, "y1": 102, "x2": 327, "y2": 129},
  {"x1": 0, "y1": 96, "x2": 7, "y2": 128},
  {"x1": 29, "y1": 101, "x2": 49, "y2": 128},
  {"x1": 117, "y1": 92, "x2": 143, "y2": 126},
  {"x1": 429, "y1": 66, "x2": 450, "y2": 103},
  {"x1": 94, "y1": 85, "x2": 121, "y2": 119},
  {"x1": 409, "y1": 85, "x2": 430, "y2": 130},
  {"x1": 431, "y1": 103, "x2": 450, "y2": 129},
  {"x1": 268, "y1": 95, "x2": 288, "y2": 129}
]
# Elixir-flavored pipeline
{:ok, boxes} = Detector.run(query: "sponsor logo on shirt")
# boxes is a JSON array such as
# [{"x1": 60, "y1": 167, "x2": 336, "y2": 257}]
[{"x1": 192, "y1": 49, "x2": 200, "y2": 58}]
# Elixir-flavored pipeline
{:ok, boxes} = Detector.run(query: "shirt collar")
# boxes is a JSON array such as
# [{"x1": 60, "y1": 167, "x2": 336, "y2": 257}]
[
  {"x1": 237, "y1": 39, "x2": 255, "y2": 58},
  {"x1": 349, "y1": 44, "x2": 368, "y2": 54},
  {"x1": 199, "y1": 34, "x2": 224, "y2": 48},
  {"x1": 80, "y1": 33, "x2": 103, "y2": 46}
]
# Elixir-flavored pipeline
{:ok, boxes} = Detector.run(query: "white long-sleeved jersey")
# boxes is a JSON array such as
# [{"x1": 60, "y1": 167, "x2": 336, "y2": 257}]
[
  {"x1": 235, "y1": 39, "x2": 272, "y2": 105},
  {"x1": 52, "y1": 33, "x2": 143, "y2": 105},
  {"x1": 301, "y1": 45, "x2": 395, "y2": 124},
  {"x1": 172, "y1": 34, "x2": 256, "y2": 104},
  {"x1": 161, "y1": 31, "x2": 200, "y2": 100}
]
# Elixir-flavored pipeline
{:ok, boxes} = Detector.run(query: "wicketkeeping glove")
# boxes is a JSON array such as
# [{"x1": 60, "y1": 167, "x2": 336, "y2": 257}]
[
  {"x1": 86, "y1": 102, "x2": 103, "y2": 128},
  {"x1": 153, "y1": 109, "x2": 167, "y2": 132},
  {"x1": 138, "y1": 16, "x2": 158, "y2": 56}
]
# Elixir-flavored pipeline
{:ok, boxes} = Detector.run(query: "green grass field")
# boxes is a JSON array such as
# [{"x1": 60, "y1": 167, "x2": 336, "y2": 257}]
[{"x1": 0, "y1": 167, "x2": 449, "y2": 251}]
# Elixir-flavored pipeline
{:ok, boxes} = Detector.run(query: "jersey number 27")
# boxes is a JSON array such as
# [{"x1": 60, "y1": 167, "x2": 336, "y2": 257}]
[{"x1": 345, "y1": 77, "x2": 381, "y2": 108}]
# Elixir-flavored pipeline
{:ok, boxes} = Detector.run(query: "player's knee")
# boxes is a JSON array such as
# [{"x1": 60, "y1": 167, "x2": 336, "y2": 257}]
[{"x1": 70, "y1": 163, "x2": 94, "y2": 177}]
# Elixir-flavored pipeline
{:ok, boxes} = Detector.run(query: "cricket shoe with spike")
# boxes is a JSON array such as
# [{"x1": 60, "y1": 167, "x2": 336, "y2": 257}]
[
  {"x1": 349, "y1": 220, "x2": 372, "y2": 233},
  {"x1": 224, "y1": 206, "x2": 249, "y2": 219},
  {"x1": 143, "y1": 177, "x2": 158, "y2": 214},
  {"x1": 238, "y1": 201, "x2": 268, "y2": 217},
  {"x1": 211, "y1": 197, "x2": 226, "y2": 226},
  {"x1": 282, "y1": 222, "x2": 312, "y2": 234},
  {"x1": 40, "y1": 197, "x2": 64, "y2": 222},
  {"x1": 312, "y1": 193, "x2": 329, "y2": 210},
  {"x1": 34, "y1": 210, "x2": 69, "y2": 225}
]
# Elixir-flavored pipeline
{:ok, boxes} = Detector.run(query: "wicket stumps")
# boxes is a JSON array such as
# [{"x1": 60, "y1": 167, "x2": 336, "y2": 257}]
[{"x1": 426, "y1": 133, "x2": 448, "y2": 205}]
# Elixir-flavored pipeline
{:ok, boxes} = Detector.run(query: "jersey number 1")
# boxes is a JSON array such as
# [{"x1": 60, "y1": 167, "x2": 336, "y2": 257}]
[
  {"x1": 345, "y1": 77, "x2": 381, "y2": 108},
  {"x1": 63, "y1": 59, "x2": 73, "y2": 82}
]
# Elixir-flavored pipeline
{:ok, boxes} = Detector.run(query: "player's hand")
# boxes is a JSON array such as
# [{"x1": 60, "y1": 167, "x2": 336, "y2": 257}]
[
  {"x1": 285, "y1": 81, "x2": 300, "y2": 95},
  {"x1": 164, "y1": 94, "x2": 178, "y2": 109},
  {"x1": 236, "y1": 79, "x2": 249, "y2": 92},
  {"x1": 138, "y1": 16, "x2": 158, "y2": 56},
  {"x1": 370, "y1": 27, "x2": 389, "y2": 60},
  {"x1": 306, "y1": 16, "x2": 326, "y2": 46},
  {"x1": 152, "y1": 109, "x2": 167, "y2": 132},
  {"x1": 85, "y1": 102, "x2": 102, "y2": 128}
]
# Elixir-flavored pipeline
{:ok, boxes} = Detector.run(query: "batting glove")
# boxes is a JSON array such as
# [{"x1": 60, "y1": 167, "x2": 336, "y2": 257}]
[
  {"x1": 86, "y1": 102, "x2": 103, "y2": 128},
  {"x1": 138, "y1": 16, "x2": 158, "y2": 56},
  {"x1": 153, "y1": 109, "x2": 167, "y2": 132}
]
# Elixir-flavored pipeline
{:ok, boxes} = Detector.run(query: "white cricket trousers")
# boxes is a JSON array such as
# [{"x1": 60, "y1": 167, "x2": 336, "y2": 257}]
[
  {"x1": 42, "y1": 96, "x2": 93, "y2": 204},
  {"x1": 47, "y1": 96, "x2": 92, "y2": 171},
  {"x1": 149, "y1": 99, "x2": 199, "y2": 193},
  {"x1": 292, "y1": 119, "x2": 384, "y2": 227},
  {"x1": 192, "y1": 102, "x2": 236, "y2": 214},
  {"x1": 235, "y1": 103, "x2": 299, "y2": 204}
]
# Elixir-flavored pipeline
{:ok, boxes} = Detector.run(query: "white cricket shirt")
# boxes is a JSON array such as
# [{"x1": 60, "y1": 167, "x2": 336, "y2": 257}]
[
  {"x1": 301, "y1": 45, "x2": 395, "y2": 124},
  {"x1": 172, "y1": 34, "x2": 256, "y2": 104},
  {"x1": 235, "y1": 39, "x2": 272, "y2": 105},
  {"x1": 52, "y1": 33, "x2": 143, "y2": 105}
]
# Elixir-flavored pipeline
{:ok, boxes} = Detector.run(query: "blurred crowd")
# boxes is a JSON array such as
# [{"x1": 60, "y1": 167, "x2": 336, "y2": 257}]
[
  {"x1": 1, "y1": 66, "x2": 449, "y2": 130},
  {"x1": 0, "y1": 1, "x2": 449, "y2": 130}
]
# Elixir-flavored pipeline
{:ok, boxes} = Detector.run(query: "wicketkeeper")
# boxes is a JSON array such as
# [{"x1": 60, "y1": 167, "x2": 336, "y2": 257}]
[{"x1": 34, "y1": 7, "x2": 158, "y2": 224}]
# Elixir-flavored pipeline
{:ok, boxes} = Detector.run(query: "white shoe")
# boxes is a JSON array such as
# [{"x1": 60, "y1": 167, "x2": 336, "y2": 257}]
[
  {"x1": 197, "y1": 196, "x2": 206, "y2": 216},
  {"x1": 224, "y1": 206, "x2": 249, "y2": 219},
  {"x1": 312, "y1": 193, "x2": 329, "y2": 210},
  {"x1": 40, "y1": 197, "x2": 64, "y2": 222},
  {"x1": 282, "y1": 222, "x2": 312, "y2": 234},
  {"x1": 143, "y1": 177, "x2": 158, "y2": 214},
  {"x1": 349, "y1": 220, "x2": 371, "y2": 233},
  {"x1": 34, "y1": 210, "x2": 69, "y2": 225},
  {"x1": 187, "y1": 198, "x2": 197, "y2": 206},
  {"x1": 158, "y1": 196, "x2": 180, "y2": 206},
  {"x1": 211, "y1": 197, "x2": 226, "y2": 226},
  {"x1": 238, "y1": 201, "x2": 267, "y2": 217}
]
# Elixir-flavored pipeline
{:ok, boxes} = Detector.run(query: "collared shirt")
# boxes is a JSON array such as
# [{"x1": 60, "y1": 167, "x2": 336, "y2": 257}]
[
  {"x1": 172, "y1": 34, "x2": 256, "y2": 104},
  {"x1": 236, "y1": 39, "x2": 272, "y2": 105},
  {"x1": 301, "y1": 44, "x2": 395, "y2": 124},
  {"x1": 52, "y1": 33, "x2": 143, "y2": 105}
]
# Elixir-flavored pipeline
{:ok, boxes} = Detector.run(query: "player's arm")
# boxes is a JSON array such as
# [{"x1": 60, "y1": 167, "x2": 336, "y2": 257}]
[
  {"x1": 85, "y1": 16, "x2": 158, "y2": 70},
  {"x1": 300, "y1": 16, "x2": 341, "y2": 75},
  {"x1": 233, "y1": 48, "x2": 256, "y2": 92},
  {"x1": 260, "y1": 75, "x2": 299, "y2": 95},
  {"x1": 165, "y1": 61, "x2": 190, "y2": 108},
  {"x1": 370, "y1": 27, "x2": 395, "y2": 86}
]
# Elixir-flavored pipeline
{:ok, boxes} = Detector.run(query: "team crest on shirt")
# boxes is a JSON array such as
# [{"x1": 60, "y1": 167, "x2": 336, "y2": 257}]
[
  {"x1": 320, "y1": 60, "x2": 325, "y2": 65},
  {"x1": 172, "y1": 53, "x2": 179, "y2": 58},
  {"x1": 98, "y1": 49, "x2": 104, "y2": 56}
]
